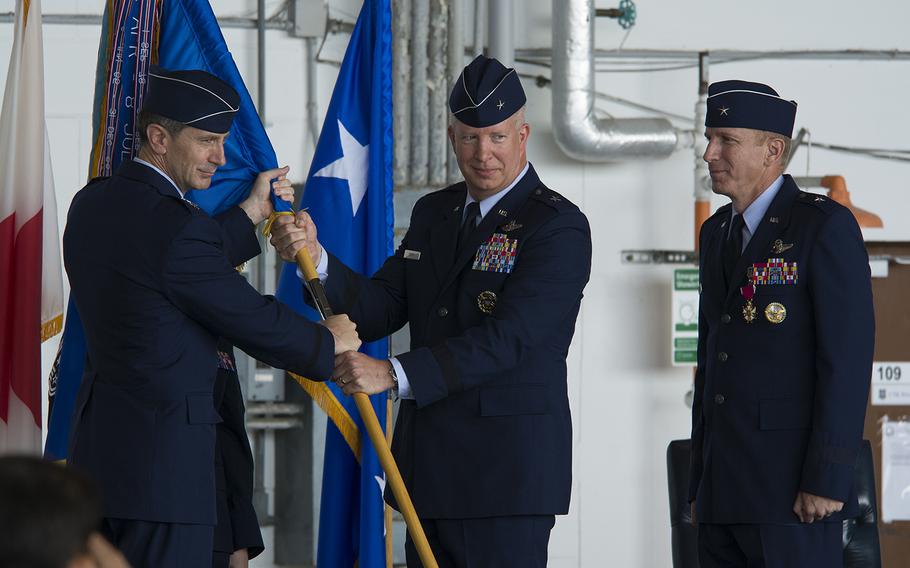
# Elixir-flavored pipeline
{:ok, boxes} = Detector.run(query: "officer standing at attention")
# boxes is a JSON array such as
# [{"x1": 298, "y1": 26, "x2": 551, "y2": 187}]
[
  {"x1": 63, "y1": 66, "x2": 361, "y2": 567},
  {"x1": 270, "y1": 55, "x2": 592, "y2": 567},
  {"x1": 689, "y1": 80, "x2": 875, "y2": 567}
]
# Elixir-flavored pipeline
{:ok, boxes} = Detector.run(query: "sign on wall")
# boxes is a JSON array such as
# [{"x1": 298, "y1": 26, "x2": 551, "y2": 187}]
[
  {"x1": 672, "y1": 268, "x2": 699, "y2": 366},
  {"x1": 871, "y1": 362, "x2": 910, "y2": 406}
]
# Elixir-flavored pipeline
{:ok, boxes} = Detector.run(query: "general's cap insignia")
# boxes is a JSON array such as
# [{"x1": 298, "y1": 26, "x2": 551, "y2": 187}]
[
  {"x1": 473, "y1": 233, "x2": 518, "y2": 273},
  {"x1": 719, "y1": 106, "x2": 730, "y2": 116}
]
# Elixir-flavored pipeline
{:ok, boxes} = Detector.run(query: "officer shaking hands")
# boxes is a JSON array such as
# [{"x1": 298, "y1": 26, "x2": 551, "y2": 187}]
[
  {"x1": 689, "y1": 80, "x2": 875, "y2": 568},
  {"x1": 269, "y1": 55, "x2": 592, "y2": 567}
]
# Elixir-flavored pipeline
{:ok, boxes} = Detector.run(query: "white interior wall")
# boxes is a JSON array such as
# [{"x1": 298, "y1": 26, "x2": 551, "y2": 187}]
[{"x1": 3, "y1": 0, "x2": 910, "y2": 566}]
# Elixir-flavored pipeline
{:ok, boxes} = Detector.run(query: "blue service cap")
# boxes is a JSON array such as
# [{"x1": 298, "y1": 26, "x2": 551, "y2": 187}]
[
  {"x1": 706, "y1": 80, "x2": 797, "y2": 138},
  {"x1": 449, "y1": 55, "x2": 526, "y2": 127},
  {"x1": 142, "y1": 65, "x2": 239, "y2": 134}
]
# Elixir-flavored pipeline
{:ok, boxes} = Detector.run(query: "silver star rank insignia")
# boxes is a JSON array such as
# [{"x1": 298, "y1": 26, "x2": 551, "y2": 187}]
[
  {"x1": 719, "y1": 107, "x2": 729, "y2": 116},
  {"x1": 815, "y1": 196, "x2": 825, "y2": 202},
  {"x1": 497, "y1": 100, "x2": 504, "y2": 110}
]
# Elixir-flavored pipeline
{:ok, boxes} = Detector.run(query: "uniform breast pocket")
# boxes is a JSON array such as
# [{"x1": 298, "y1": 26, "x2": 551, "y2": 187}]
[{"x1": 461, "y1": 270, "x2": 509, "y2": 316}]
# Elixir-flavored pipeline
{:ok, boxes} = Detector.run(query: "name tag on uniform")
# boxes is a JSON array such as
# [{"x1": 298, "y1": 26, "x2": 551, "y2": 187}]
[
  {"x1": 472, "y1": 233, "x2": 518, "y2": 273},
  {"x1": 403, "y1": 249, "x2": 421, "y2": 261}
]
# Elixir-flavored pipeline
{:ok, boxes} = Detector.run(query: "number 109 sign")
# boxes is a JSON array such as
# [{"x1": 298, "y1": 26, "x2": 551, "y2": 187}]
[{"x1": 871, "y1": 362, "x2": 910, "y2": 406}]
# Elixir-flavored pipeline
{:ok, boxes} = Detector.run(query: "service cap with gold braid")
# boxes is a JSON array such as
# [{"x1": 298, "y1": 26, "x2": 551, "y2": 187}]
[
  {"x1": 706, "y1": 80, "x2": 797, "y2": 138},
  {"x1": 143, "y1": 65, "x2": 240, "y2": 134},
  {"x1": 449, "y1": 55, "x2": 526, "y2": 127}
]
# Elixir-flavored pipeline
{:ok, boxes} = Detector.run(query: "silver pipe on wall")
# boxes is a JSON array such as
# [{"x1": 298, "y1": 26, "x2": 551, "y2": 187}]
[
  {"x1": 257, "y1": 0, "x2": 266, "y2": 120},
  {"x1": 472, "y1": 0, "x2": 485, "y2": 58},
  {"x1": 393, "y1": 0, "x2": 412, "y2": 186},
  {"x1": 305, "y1": 38, "x2": 319, "y2": 148},
  {"x1": 428, "y1": 0, "x2": 449, "y2": 186},
  {"x1": 409, "y1": 0, "x2": 430, "y2": 186},
  {"x1": 487, "y1": 0, "x2": 513, "y2": 67},
  {"x1": 447, "y1": 0, "x2": 464, "y2": 184},
  {"x1": 551, "y1": 0, "x2": 679, "y2": 161}
]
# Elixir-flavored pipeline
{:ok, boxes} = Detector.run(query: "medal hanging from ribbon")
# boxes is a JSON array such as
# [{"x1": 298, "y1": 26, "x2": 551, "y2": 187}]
[{"x1": 741, "y1": 284, "x2": 757, "y2": 323}]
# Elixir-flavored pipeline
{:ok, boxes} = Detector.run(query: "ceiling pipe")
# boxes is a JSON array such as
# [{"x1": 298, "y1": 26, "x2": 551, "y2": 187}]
[
  {"x1": 551, "y1": 0, "x2": 683, "y2": 161},
  {"x1": 487, "y1": 0, "x2": 513, "y2": 67}
]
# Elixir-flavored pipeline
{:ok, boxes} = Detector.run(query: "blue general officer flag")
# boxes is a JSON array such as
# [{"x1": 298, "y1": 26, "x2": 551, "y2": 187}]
[
  {"x1": 45, "y1": 0, "x2": 287, "y2": 460},
  {"x1": 275, "y1": 0, "x2": 393, "y2": 565}
]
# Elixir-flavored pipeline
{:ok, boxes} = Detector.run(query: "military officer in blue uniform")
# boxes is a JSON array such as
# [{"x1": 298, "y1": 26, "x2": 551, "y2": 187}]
[
  {"x1": 63, "y1": 66, "x2": 361, "y2": 567},
  {"x1": 270, "y1": 55, "x2": 592, "y2": 567},
  {"x1": 689, "y1": 80, "x2": 875, "y2": 567}
]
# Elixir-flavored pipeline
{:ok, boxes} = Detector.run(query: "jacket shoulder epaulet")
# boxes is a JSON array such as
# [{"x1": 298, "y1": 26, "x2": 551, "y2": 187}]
[
  {"x1": 794, "y1": 191, "x2": 840, "y2": 215},
  {"x1": 704, "y1": 202, "x2": 733, "y2": 226},
  {"x1": 529, "y1": 185, "x2": 578, "y2": 213}
]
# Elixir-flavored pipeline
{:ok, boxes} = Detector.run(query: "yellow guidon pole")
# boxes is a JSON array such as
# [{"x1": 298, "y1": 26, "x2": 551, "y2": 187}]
[{"x1": 293, "y1": 246, "x2": 439, "y2": 568}]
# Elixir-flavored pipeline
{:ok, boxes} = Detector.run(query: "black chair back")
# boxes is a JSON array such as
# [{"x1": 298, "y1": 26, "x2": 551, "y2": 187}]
[{"x1": 667, "y1": 439, "x2": 881, "y2": 568}]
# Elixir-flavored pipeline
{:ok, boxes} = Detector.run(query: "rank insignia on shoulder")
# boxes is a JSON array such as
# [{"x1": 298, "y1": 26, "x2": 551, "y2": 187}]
[
  {"x1": 549, "y1": 195, "x2": 562, "y2": 203},
  {"x1": 771, "y1": 239, "x2": 794, "y2": 254},
  {"x1": 472, "y1": 233, "x2": 518, "y2": 273},
  {"x1": 500, "y1": 220, "x2": 522, "y2": 232},
  {"x1": 217, "y1": 350, "x2": 236, "y2": 372},
  {"x1": 748, "y1": 258, "x2": 798, "y2": 285},
  {"x1": 477, "y1": 291, "x2": 497, "y2": 315}
]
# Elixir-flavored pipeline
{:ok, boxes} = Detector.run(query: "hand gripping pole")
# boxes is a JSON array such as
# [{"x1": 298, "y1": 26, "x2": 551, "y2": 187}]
[{"x1": 294, "y1": 248, "x2": 438, "y2": 568}]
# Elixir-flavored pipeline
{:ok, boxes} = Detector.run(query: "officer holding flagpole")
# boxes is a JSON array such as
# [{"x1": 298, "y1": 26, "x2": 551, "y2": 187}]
[
  {"x1": 271, "y1": 55, "x2": 592, "y2": 567},
  {"x1": 63, "y1": 66, "x2": 361, "y2": 567}
]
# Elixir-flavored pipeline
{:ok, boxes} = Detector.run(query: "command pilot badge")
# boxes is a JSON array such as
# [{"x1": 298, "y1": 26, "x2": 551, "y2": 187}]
[
  {"x1": 477, "y1": 291, "x2": 497, "y2": 315},
  {"x1": 500, "y1": 220, "x2": 522, "y2": 232},
  {"x1": 771, "y1": 239, "x2": 794, "y2": 254}
]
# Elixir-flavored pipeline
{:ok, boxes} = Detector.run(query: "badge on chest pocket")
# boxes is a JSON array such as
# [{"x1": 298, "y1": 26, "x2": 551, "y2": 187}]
[{"x1": 472, "y1": 233, "x2": 518, "y2": 273}]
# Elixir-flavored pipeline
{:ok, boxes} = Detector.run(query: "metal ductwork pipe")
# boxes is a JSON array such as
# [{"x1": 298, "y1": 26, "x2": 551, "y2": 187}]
[
  {"x1": 551, "y1": 0, "x2": 680, "y2": 161},
  {"x1": 487, "y1": 0, "x2": 513, "y2": 67}
]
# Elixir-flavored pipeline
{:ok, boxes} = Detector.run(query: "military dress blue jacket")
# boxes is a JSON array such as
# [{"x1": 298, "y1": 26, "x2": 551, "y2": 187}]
[
  {"x1": 64, "y1": 160, "x2": 335, "y2": 526},
  {"x1": 689, "y1": 175, "x2": 874, "y2": 524},
  {"x1": 322, "y1": 165, "x2": 592, "y2": 519}
]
